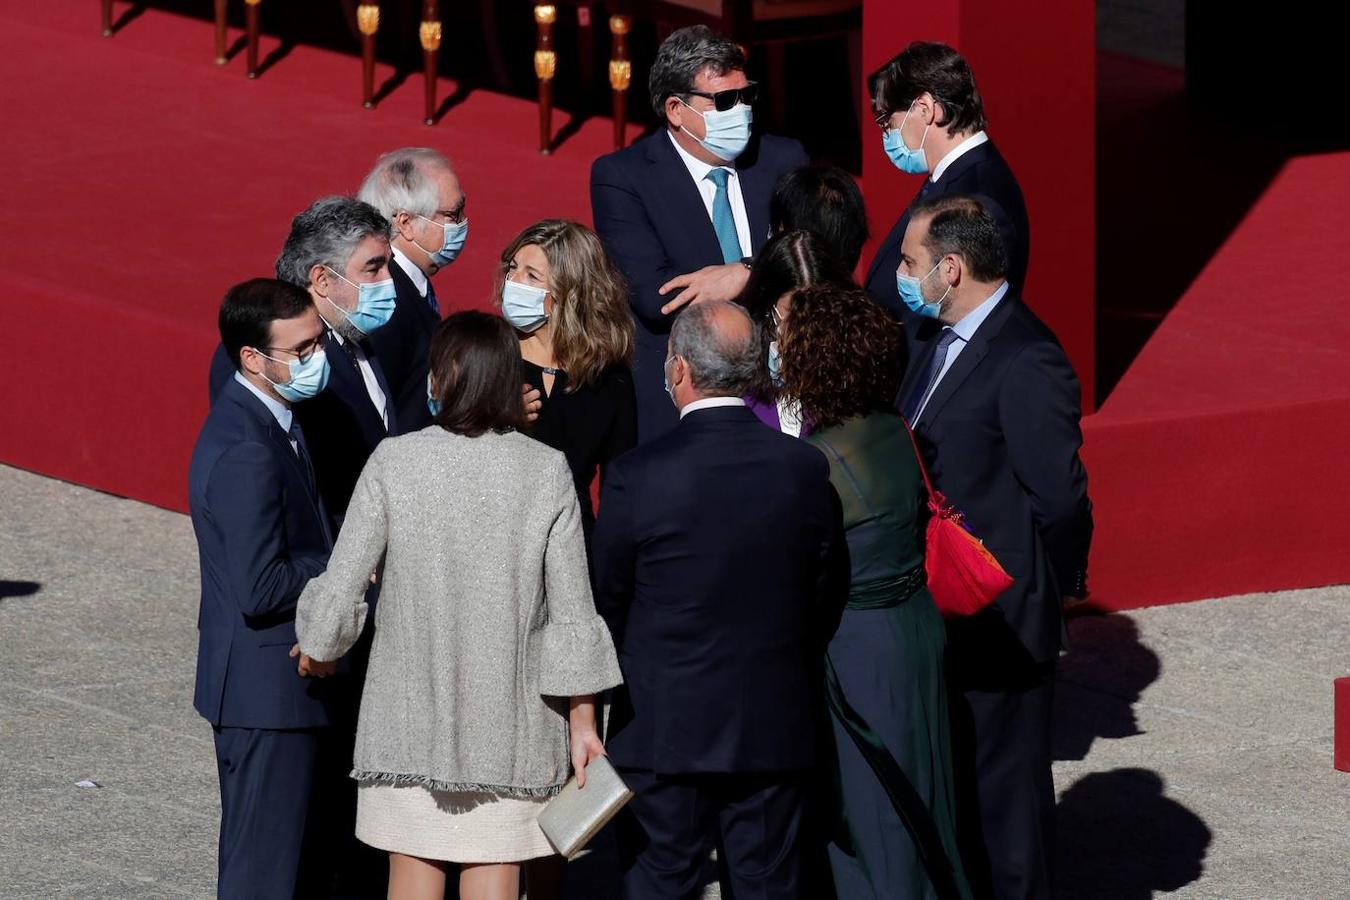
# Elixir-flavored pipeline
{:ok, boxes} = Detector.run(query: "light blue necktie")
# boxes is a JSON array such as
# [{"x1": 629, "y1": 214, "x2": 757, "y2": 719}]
[{"x1": 705, "y1": 168, "x2": 743, "y2": 264}]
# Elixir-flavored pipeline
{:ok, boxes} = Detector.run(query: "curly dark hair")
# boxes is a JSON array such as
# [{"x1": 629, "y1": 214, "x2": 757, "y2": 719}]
[{"x1": 777, "y1": 286, "x2": 907, "y2": 429}]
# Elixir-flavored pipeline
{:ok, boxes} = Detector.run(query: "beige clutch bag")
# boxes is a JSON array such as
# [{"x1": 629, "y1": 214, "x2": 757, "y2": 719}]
[{"x1": 538, "y1": 755, "x2": 633, "y2": 859}]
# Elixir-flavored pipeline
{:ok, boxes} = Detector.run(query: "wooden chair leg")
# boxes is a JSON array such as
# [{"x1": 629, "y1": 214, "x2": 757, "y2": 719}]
[
  {"x1": 576, "y1": 4, "x2": 596, "y2": 104},
  {"x1": 534, "y1": 5, "x2": 557, "y2": 154},
  {"x1": 245, "y1": 0, "x2": 261, "y2": 78},
  {"x1": 214, "y1": 0, "x2": 228, "y2": 63},
  {"x1": 421, "y1": 1, "x2": 441, "y2": 125},
  {"x1": 609, "y1": 14, "x2": 632, "y2": 151},
  {"x1": 102, "y1": 0, "x2": 114, "y2": 36},
  {"x1": 358, "y1": 2, "x2": 380, "y2": 108}
]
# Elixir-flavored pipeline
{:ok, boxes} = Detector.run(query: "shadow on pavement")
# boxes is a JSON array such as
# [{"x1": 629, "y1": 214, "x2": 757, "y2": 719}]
[
  {"x1": 0, "y1": 580, "x2": 41, "y2": 602},
  {"x1": 1055, "y1": 768, "x2": 1211, "y2": 898}
]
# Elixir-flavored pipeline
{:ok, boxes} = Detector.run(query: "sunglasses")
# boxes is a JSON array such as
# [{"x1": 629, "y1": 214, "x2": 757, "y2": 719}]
[{"x1": 685, "y1": 82, "x2": 760, "y2": 112}]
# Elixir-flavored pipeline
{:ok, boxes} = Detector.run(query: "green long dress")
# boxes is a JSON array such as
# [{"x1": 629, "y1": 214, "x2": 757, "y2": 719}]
[{"x1": 808, "y1": 411, "x2": 972, "y2": 900}]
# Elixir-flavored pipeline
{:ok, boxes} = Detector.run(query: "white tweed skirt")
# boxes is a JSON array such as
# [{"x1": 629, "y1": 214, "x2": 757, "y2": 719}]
[{"x1": 355, "y1": 782, "x2": 556, "y2": 863}]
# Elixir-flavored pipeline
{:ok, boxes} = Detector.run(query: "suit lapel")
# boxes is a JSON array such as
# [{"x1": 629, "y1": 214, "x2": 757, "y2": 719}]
[
  {"x1": 737, "y1": 149, "x2": 772, "y2": 254},
  {"x1": 391, "y1": 261, "x2": 440, "y2": 333},
  {"x1": 898, "y1": 334, "x2": 938, "y2": 407},
  {"x1": 647, "y1": 132, "x2": 726, "y2": 265},
  {"x1": 865, "y1": 178, "x2": 932, "y2": 286},
  {"x1": 323, "y1": 332, "x2": 387, "y2": 439},
  {"x1": 916, "y1": 296, "x2": 1017, "y2": 427},
  {"x1": 224, "y1": 380, "x2": 329, "y2": 539},
  {"x1": 364, "y1": 344, "x2": 399, "y2": 435}
]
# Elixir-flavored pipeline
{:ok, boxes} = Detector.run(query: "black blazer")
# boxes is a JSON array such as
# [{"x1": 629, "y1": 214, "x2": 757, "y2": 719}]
[
  {"x1": 899, "y1": 292, "x2": 1091, "y2": 667},
  {"x1": 865, "y1": 139, "x2": 1030, "y2": 334},
  {"x1": 209, "y1": 331, "x2": 398, "y2": 527},
  {"x1": 368, "y1": 258, "x2": 440, "y2": 432},
  {"x1": 190, "y1": 377, "x2": 336, "y2": 729},
  {"x1": 590, "y1": 131, "x2": 809, "y2": 443},
  {"x1": 591, "y1": 405, "x2": 846, "y2": 774}
]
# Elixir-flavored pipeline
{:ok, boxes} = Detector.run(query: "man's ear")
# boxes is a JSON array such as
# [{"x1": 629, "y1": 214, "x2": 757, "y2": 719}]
[
  {"x1": 392, "y1": 210, "x2": 416, "y2": 241},
  {"x1": 309, "y1": 263, "x2": 331, "y2": 297},
  {"x1": 238, "y1": 345, "x2": 265, "y2": 378},
  {"x1": 665, "y1": 96, "x2": 686, "y2": 130}
]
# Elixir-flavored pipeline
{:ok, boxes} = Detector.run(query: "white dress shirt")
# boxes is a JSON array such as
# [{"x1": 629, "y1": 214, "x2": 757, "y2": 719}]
[
  {"x1": 930, "y1": 130, "x2": 989, "y2": 183},
  {"x1": 234, "y1": 371, "x2": 297, "y2": 454},
  {"x1": 912, "y1": 281, "x2": 1009, "y2": 424},
  {"x1": 668, "y1": 131, "x2": 753, "y2": 259},
  {"x1": 330, "y1": 330, "x2": 389, "y2": 430},
  {"x1": 391, "y1": 246, "x2": 430, "y2": 298},
  {"x1": 680, "y1": 396, "x2": 747, "y2": 419}
]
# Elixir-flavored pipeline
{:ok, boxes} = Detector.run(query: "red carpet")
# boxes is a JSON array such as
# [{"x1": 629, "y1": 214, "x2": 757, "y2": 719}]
[
  {"x1": 1, "y1": 2, "x2": 638, "y2": 511},
  {"x1": 4, "y1": 4, "x2": 1350, "y2": 609}
]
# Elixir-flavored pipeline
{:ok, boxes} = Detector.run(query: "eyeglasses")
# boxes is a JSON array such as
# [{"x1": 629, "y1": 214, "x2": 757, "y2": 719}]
[
  {"x1": 685, "y1": 82, "x2": 759, "y2": 112},
  {"x1": 260, "y1": 337, "x2": 323, "y2": 364},
  {"x1": 873, "y1": 109, "x2": 892, "y2": 130}
]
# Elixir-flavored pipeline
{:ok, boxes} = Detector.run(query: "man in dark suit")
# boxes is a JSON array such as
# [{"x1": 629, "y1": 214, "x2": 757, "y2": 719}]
[
  {"x1": 358, "y1": 147, "x2": 467, "y2": 432},
  {"x1": 896, "y1": 195, "x2": 1092, "y2": 900},
  {"x1": 591, "y1": 25, "x2": 809, "y2": 443},
  {"x1": 209, "y1": 197, "x2": 400, "y2": 528},
  {"x1": 864, "y1": 42, "x2": 1030, "y2": 335},
  {"x1": 592, "y1": 300, "x2": 846, "y2": 899},
  {"x1": 191, "y1": 278, "x2": 340, "y2": 898}
]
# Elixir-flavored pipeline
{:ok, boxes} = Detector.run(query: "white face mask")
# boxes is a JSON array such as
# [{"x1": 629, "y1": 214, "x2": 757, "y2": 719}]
[{"x1": 501, "y1": 278, "x2": 549, "y2": 333}]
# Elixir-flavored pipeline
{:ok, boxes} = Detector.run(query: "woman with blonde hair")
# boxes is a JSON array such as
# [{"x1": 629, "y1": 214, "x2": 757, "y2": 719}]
[{"x1": 497, "y1": 219, "x2": 636, "y2": 544}]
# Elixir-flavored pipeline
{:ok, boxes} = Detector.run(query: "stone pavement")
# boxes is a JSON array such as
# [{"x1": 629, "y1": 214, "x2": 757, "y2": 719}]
[{"x1": 1, "y1": 463, "x2": 1347, "y2": 898}]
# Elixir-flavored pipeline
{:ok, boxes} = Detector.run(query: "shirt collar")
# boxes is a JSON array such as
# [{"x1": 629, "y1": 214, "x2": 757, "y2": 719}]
[
  {"x1": 930, "y1": 130, "x2": 989, "y2": 183},
  {"x1": 949, "y1": 281, "x2": 1009, "y2": 343},
  {"x1": 679, "y1": 396, "x2": 748, "y2": 419},
  {"x1": 234, "y1": 370, "x2": 293, "y2": 434},
  {"x1": 668, "y1": 129, "x2": 735, "y2": 185},
  {"x1": 392, "y1": 245, "x2": 430, "y2": 298}
]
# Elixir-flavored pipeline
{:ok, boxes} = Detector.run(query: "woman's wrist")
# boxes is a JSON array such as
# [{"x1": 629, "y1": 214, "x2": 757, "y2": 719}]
[{"x1": 569, "y1": 694, "x2": 597, "y2": 732}]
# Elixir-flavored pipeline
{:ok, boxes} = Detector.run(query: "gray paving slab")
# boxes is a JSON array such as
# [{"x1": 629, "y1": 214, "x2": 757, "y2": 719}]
[{"x1": 3, "y1": 462, "x2": 1349, "y2": 899}]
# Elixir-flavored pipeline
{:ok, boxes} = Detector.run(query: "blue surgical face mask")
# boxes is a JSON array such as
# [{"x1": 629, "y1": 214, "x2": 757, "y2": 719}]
[
  {"x1": 426, "y1": 375, "x2": 441, "y2": 418},
  {"x1": 882, "y1": 101, "x2": 929, "y2": 175},
  {"x1": 767, "y1": 340, "x2": 783, "y2": 387},
  {"x1": 258, "y1": 347, "x2": 331, "y2": 402},
  {"x1": 324, "y1": 266, "x2": 397, "y2": 335},
  {"x1": 502, "y1": 278, "x2": 550, "y2": 333},
  {"x1": 681, "y1": 99, "x2": 753, "y2": 162},
  {"x1": 895, "y1": 259, "x2": 950, "y2": 319},
  {"x1": 414, "y1": 215, "x2": 468, "y2": 268}
]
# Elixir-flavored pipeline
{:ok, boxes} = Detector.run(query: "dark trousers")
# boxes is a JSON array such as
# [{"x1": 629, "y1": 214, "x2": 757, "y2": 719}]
[
  {"x1": 213, "y1": 726, "x2": 323, "y2": 899},
  {"x1": 949, "y1": 669, "x2": 1055, "y2": 900},
  {"x1": 617, "y1": 768, "x2": 806, "y2": 900}
]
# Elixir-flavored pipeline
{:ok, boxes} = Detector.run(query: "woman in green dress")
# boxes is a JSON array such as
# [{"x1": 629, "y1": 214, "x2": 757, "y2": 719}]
[{"x1": 776, "y1": 284, "x2": 971, "y2": 900}]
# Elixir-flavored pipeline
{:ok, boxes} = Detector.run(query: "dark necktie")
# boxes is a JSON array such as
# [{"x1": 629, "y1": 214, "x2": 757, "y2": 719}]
[
  {"x1": 705, "y1": 168, "x2": 743, "y2": 264},
  {"x1": 290, "y1": 420, "x2": 317, "y2": 496},
  {"x1": 425, "y1": 281, "x2": 439, "y2": 316},
  {"x1": 902, "y1": 329, "x2": 960, "y2": 424}
]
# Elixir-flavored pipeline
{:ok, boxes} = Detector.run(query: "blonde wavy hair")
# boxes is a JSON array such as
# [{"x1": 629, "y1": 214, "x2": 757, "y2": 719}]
[{"x1": 497, "y1": 219, "x2": 633, "y2": 390}]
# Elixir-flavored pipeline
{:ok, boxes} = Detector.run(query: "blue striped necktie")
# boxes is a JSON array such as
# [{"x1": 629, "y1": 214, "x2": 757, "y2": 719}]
[{"x1": 705, "y1": 168, "x2": 743, "y2": 264}]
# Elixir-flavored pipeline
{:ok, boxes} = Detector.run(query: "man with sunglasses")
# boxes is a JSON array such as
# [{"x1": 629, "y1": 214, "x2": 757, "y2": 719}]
[
  {"x1": 190, "y1": 278, "x2": 342, "y2": 898},
  {"x1": 591, "y1": 25, "x2": 808, "y2": 442}
]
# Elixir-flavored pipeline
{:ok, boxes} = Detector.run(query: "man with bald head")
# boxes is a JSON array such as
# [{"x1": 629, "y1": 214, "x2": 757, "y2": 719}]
[{"x1": 592, "y1": 300, "x2": 846, "y2": 899}]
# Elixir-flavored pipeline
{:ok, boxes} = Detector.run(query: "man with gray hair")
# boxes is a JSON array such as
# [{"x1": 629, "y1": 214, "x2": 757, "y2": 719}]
[
  {"x1": 358, "y1": 147, "x2": 467, "y2": 429},
  {"x1": 592, "y1": 300, "x2": 846, "y2": 898},
  {"x1": 591, "y1": 25, "x2": 809, "y2": 444}
]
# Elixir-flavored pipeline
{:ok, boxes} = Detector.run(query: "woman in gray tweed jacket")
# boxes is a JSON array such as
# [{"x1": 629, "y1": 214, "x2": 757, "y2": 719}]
[{"x1": 297, "y1": 311, "x2": 622, "y2": 900}]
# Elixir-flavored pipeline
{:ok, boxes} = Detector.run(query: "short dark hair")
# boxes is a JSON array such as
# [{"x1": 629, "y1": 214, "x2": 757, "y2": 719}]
[
  {"x1": 869, "y1": 42, "x2": 987, "y2": 135},
  {"x1": 428, "y1": 311, "x2": 527, "y2": 437},
  {"x1": 911, "y1": 194, "x2": 1008, "y2": 282},
  {"x1": 218, "y1": 278, "x2": 314, "y2": 371},
  {"x1": 778, "y1": 285, "x2": 907, "y2": 429},
  {"x1": 739, "y1": 230, "x2": 854, "y2": 403},
  {"x1": 770, "y1": 166, "x2": 869, "y2": 270},
  {"x1": 648, "y1": 25, "x2": 746, "y2": 121}
]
